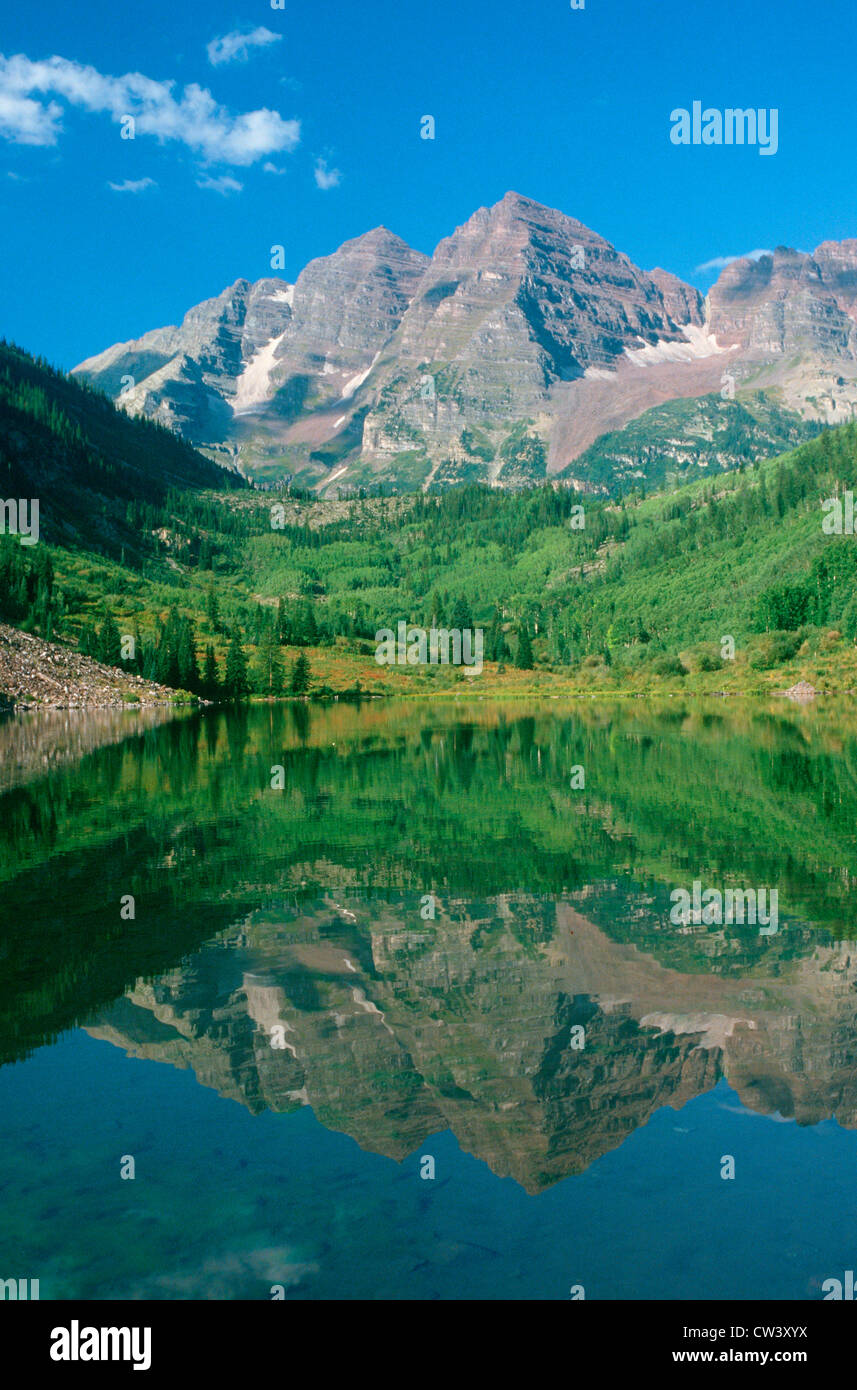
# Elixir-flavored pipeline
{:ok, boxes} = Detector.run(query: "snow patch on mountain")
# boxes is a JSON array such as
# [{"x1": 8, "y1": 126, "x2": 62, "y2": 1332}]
[
  {"x1": 232, "y1": 334, "x2": 285, "y2": 414},
  {"x1": 342, "y1": 351, "x2": 381, "y2": 400},
  {"x1": 624, "y1": 324, "x2": 732, "y2": 369}
]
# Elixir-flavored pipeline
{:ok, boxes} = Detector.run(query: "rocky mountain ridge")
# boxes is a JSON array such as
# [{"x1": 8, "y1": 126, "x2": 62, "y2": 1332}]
[{"x1": 73, "y1": 194, "x2": 857, "y2": 494}]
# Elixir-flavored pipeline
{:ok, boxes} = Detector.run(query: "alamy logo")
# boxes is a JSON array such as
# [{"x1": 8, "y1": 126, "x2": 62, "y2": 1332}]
[
  {"x1": 1, "y1": 1277, "x2": 39, "y2": 1299},
  {"x1": 375, "y1": 622, "x2": 483, "y2": 674},
  {"x1": 0, "y1": 497, "x2": 39, "y2": 546},
  {"x1": 822, "y1": 491, "x2": 857, "y2": 533},
  {"x1": 670, "y1": 881, "x2": 778, "y2": 935},
  {"x1": 823, "y1": 1271, "x2": 857, "y2": 1299},
  {"x1": 50, "y1": 1321, "x2": 152, "y2": 1372},
  {"x1": 670, "y1": 103, "x2": 778, "y2": 156}
]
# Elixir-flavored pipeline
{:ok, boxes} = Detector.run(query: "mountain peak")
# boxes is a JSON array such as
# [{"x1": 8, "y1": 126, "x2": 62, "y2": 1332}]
[
  {"x1": 71, "y1": 196, "x2": 857, "y2": 495},
  {"x1": 360, "y1": 224, "x2": 401, "y2": 241},
  {"x1": 473, "y1": 191, "x2": 603, "y2": 250},
  {"x1": 335, "y1": 225, "x2": 421, "y2": 258},
  {"x1": 499, "y1": 189, "x2": 540, "y2": 210}
]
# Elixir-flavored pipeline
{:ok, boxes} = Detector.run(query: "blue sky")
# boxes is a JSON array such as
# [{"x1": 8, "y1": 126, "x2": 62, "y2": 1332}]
[{"x1": 2, "y1": 0, "x2": 855, "y2": 370}]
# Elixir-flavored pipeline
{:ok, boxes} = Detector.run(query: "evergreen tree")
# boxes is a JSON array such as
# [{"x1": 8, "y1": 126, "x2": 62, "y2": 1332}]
[
  {"x1": 96, "y1": 610, "x2": 122, "y2": 667},
  {"x1": 156, "y1": 609, "x2": 182, "y2": 688},
  {"x1": 290, "y1": 651, "x2": 311, "y2": 694},
  {"x1": 205, "y1": 579, "x2": 219, "y2": 632},
  {"x1": 224, "y1": 628, "x2": 250, "y2": 699},
  {"x1": 515, "y1": 624, "x2": 534, "y2": 670},
  {"x1": 78, "y1": 621, "x2": 99, "y2": 659},
  {"x1": 251, "y1": 604, "x2": 267, "y2": 646},
  {"x1": 256, "y1": 619, "x2": 284, "y2": 695},
  {"x1": 141, "y1": 638, "x2": 158, "y2": 682},
  {"x1": 176, "y1": 617, "x2": 200, "y2": 691},
  {"x1": 202, "y1": 644, "x2": 220, "y2": 699},
  {"x1": 155, "y1": 625, "x2": 172, "y2": 685},
  {"x1": 297, "y1": 600, "x2": 318, "y2": 646},
  {"x1": 487, "y1": 608, "x2": 508, "y2": 663},
  {"x1": 451, "y1": 594, "x2": 473, "y2": 629}
]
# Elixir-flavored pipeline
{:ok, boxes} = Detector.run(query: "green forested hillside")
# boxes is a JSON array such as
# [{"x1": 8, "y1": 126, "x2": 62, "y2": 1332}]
[
  {"x1": 0, "y1": 341, "x2": 245, "y2": 667},
  {"x1": 229, "y1": 418, "x2": 857, "y2": 686},
  {"x1": 0, "y1": 339, "x2": 243, "y2": 554},
  {"x1": 559, "y1": 390, "x2": 821, "y2": 492},
  {"x1": 4, "y1": 336, "x2": 857, "y2": 696}
]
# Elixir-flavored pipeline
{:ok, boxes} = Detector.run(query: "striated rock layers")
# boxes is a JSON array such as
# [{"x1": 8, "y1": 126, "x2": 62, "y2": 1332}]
[{"x1": 74, "y1": 195, "x2": 857, "y2": 492}]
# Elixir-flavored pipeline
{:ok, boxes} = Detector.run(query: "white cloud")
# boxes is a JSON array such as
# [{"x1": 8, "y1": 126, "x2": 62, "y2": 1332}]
[
  {"x1": 0, "y1": 52, "x2": 300, "y2": 166},
  {"x1": 108, "y1": 176, "x2": 156, "y2": 193},
  {"x1": 207, "y1": 27, "x2": 282, "y2": 67},
  {"x1": 0, "y1": 88, "x2": 62, "y2": 144},
  {"x1": 696, "y1": 248, "x2": 772, "y2": 273},
  {"x1": 313, "y1": 157, "x2": 340, "y2": 190},
  {"x1": 196, "y1": 172, "x2": 243, "y2": 195},
  {"x1": 263, "y1": 161, "x2": 287, "y2": 175}
]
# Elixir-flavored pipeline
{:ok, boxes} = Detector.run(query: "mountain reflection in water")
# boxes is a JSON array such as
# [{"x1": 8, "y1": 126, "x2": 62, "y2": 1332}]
[{"x1": 2, "y1": 698, "x2": 857, "y2": 1297}]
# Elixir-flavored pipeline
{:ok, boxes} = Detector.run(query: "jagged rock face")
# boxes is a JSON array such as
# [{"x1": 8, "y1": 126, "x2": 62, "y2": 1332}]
[
  {"x1": 72, "y1": 195, "x2": 857, "y2": 490},
  {"x1": 71, "y1": 195, "x2": 709, "y2": 480},
  {"x1": 263, "y1": 228, "x2": 429, "y2": 413},
  {"x1": 650, "y1": 267, "x2": 706, "y2": 327},
  {"x1": 362, "y1": 193, "x2": 706, "y2": 461},
  {"x1": 73, "y1": 232, "x2": 428, "y2": 446},
  {"x1": 703, "y1": 243, "x2": 857, "y2": 428},
  {"x1": 74, "y1": 278, "x2": 296, "y2": 440},
  {"x1": 707, "y1": 246, "x2": 857, "y2": 359},
  {"x1": 813, "y1": 240, "x2": 857, "y2": 317}
]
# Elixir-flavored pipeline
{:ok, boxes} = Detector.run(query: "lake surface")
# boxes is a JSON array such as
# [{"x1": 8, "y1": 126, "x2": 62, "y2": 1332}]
[{"x1": 2, "y1": 697, "x2": 857, "y2": 1300}]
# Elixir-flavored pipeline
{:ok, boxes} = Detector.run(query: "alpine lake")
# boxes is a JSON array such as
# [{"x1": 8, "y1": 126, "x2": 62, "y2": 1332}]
[{"x1": 2, "y1": 695, "x2": 857, "y2": 1300}]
